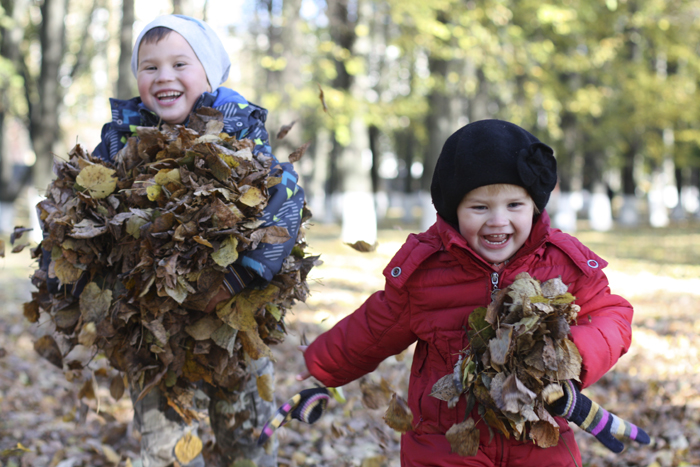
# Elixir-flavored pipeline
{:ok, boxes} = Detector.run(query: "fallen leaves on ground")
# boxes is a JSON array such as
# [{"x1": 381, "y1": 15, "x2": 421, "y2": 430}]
[{"x1": 3, "y1": 225, "x2": 700, "y2": 466}]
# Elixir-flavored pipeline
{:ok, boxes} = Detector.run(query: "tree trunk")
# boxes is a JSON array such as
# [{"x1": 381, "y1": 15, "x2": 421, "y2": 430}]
[
  {"x1": 116, "y1": 0, "x2": 136, "y2": 99},
  {"x1": 30, "y1": 0, "x2": 69, "y2": 193},
  {"x1": 421, "y1": 54, "x2": 460, "y2": 231},
  {"x1": 0, "y1": 0, "x2": 31, "y2": 204}
]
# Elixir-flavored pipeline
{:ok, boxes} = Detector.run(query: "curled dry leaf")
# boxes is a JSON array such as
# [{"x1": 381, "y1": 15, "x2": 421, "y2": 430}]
[
  {"x1": 345, "y1": 240, "x2": 377, "y2": 253},
  {"x1": 383, "y1": 393, "x2": 414, "y2": 433},
  {"x1": 34, "y1": 335, "x2": 63, "y2": 369},
  {"x1": 288, "y1": 142, "x2": 311, "y2": 164},
  {"x1": 445, "y1": 418, "x2": 480, "y2": 457},
  {"x1": 276, "y1": 120, "x2": 296, "y2": 139}
]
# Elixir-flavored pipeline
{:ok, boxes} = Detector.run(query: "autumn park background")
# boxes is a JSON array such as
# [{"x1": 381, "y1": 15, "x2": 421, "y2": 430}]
[{"x1": 2, "y1": 0, "x2": 700, "y2": 466}]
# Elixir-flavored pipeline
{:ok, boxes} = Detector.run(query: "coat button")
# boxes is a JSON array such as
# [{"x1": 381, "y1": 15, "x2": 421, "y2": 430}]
[
  {"x1": 391, "y1": 267, "x2": 401, "y2": 277},
  {"x1": 587, "y1": 259, "x2": 599, "y2": 268}
]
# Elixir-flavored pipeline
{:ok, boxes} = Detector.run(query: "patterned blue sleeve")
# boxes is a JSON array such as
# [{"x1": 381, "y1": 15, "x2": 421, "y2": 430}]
[{"x1": 219, "y1": 101, "x2": 305, "y2": 284}]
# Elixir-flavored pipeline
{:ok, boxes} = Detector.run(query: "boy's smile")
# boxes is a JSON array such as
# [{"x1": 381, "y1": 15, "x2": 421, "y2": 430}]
[
  {"x1": 456, "y1": 184, "x2": 535, "y2": 266},
  {"x1": 136, "y1": 32, "x2": 211, "y2": 125}
]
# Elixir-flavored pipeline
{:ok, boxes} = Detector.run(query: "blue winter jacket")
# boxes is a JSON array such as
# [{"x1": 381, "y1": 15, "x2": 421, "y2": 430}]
[{"x1": 87, "y1": 87, "x2": 305, "y2": 293}]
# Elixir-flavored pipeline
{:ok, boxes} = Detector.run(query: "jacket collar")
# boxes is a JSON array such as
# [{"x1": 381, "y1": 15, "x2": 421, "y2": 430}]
[{"x1": 436, "y1": 211, "x2": 552, "y2": 269}]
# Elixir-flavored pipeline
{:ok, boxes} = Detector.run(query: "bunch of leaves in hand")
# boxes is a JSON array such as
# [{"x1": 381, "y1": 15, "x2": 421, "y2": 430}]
[
  {"x1": 432, "y1": 272, "x2": 582, "y2": 456},
  {"x1": 25, "y1": 107, "x2": 319, "y2": 419}
]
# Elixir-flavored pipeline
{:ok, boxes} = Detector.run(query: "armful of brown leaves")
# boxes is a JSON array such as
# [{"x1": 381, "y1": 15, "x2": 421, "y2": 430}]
[
  {"x1": 24, "y1": 107, "x2": 320, "y2": 418},
  {"x1": 431, "y1": 272, "x2": 582, "y2": 457}
]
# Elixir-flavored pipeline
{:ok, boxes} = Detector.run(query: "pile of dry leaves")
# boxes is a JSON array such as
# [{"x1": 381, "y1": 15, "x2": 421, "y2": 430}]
[
  {"x1": 430, "y1": 272, "x2": 582, "y2": 456},
  {"x1": 22, "y1": 107, "x2": 317, "y2": 420}
]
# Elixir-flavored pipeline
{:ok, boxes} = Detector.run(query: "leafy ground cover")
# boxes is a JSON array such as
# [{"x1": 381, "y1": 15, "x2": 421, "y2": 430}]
[{"x1": 2, "y1": 221, "x2": 700, "y2": 467}]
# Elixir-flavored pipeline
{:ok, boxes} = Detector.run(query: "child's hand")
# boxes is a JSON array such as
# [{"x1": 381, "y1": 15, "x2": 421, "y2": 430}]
[
  {"x1": 550, "y1": 380, "x2": 651, "y2": 453},
  {"x1": 257, "y1": 387, "x2": 331, "y2": 446},
  {"x1": 296, "y1": 345, "x2": 311, "y2": 381}
]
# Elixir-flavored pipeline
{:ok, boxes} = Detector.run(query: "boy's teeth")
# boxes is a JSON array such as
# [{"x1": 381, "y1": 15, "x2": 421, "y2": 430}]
[{"x1": 157, "y1": 92, "x2": 182, "y2": 100}]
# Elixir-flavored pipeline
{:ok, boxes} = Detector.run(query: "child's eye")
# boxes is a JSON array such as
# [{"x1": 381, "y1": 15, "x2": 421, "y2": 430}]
[
  {"x1": 472, "y1": 205, "x2": 487, "y2": 211},
  {"x1": 175, "y1": 62, "x2": 187, "y2": 68},
  {"x1": 508, "y1": 202, "x2": 524, "y2": 208}
]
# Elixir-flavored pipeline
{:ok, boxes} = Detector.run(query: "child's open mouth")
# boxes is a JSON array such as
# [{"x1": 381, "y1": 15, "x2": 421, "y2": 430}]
[
  {"x1": 156, "y1": 91, "x2": 183, "y2": 103},
  {"x1": 483, "y1": 234, "x2": 510, "y2": 245}
]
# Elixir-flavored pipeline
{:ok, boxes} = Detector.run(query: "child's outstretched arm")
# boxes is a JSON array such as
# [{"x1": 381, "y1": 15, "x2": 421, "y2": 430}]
[
  {"x1": 550, "y1": 380, "x2": 651, "y2": 453},
  {"x1": 304, "y1": 283, "x2": 417, "y2": 388}
]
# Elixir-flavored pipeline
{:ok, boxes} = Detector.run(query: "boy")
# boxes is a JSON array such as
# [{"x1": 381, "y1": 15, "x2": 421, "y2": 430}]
[
  {"x1": 92, "y1": 15, "x2": 304, "y2": 467},
  {"x1": 298, "y1": 120, "x2": 648, "y2": 465}
]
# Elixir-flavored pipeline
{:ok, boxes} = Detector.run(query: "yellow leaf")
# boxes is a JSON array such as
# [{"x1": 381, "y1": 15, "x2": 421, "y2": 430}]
[
  {"x1": 147, "y1": 183, "x2": 163, "y2": 201},
  {"x1": 240, "y1": 327, "x2": 272, "y2": 360},
  {"x1": 174, "y1": 432, "x2": 203, "y2": 465},
  {"x1": 126, "y1": 215, "x2": 148, "y2": 238},
  {"x1": 239, "y1": 186, "x2": 265, "y2": 207},
  {"x1": 211, "y1": 235, "x2": 238, "y2": 267},
  {"x1": 257, "y1": 374, "x2": 274, "y2": 402},
  {"x1": 78, "y1": 322, "x2": 97, "y2": 346},
  {"x1": 76, "y1": 164, "x2": 117, "y2": 199},
  {"x1": 193, "y1": 235, "x2": 214, "y2": 248},
  {"x1": 154, "y1": 168, "x2": 181, "y2": 185},
  {"x1": 53, "y1": 256, "x2": 83, "y2": 284},
  {"x1": 102, "y1": 444, "x2": 121, "y2": 464}
]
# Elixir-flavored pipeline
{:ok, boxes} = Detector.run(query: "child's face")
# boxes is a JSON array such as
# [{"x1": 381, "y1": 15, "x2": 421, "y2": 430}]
[
  {"x1": 456, "y1": 184, "x2": 535, "y2": 265},
  {"x1": 136, "y1": 31, "x2": 211, "y2": 125}
]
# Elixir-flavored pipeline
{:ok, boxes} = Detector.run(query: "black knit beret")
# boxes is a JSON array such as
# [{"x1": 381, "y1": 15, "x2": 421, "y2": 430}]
[{"x1": 431, "y1": 119, "x2": 557, "y2": 225}]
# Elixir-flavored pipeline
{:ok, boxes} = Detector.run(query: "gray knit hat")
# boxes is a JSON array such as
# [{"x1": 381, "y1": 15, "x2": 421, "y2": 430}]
[
  {"x1": 131, "y1": 15, "x2": 231, "y2": 89},
  {"x1": 431, "y1": 119, "x2": 557, "y2": 225}
]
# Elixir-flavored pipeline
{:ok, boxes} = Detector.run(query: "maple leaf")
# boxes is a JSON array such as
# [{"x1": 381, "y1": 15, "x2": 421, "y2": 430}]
[{"x1": 384, "y1": 393, "x2": 414, "y2": 433}]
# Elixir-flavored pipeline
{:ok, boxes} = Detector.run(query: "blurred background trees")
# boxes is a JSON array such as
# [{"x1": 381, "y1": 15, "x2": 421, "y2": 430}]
[{"x1": 2, "y1": 0, "x2": 700, "y2": 240}]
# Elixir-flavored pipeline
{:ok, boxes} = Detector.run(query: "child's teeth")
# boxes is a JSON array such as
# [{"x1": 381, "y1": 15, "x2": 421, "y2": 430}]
[{"x1": 485, "y1": 234, "x2": 507, "y2": 245}]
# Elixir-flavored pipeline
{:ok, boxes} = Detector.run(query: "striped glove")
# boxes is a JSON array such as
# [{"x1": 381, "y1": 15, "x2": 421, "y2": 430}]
[
  {"x1": 550, "y1": 380, "x2": 651, "y2": 453},
  {"x1": 257, "y1": 387, "x2": 330, "y2": 446}
]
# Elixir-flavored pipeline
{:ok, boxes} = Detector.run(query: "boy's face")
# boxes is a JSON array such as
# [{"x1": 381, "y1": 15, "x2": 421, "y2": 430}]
[
  {"x1": 136, "y1": 32, "x2": 211, "y2": 125},
  {"x1": 456, "y1": 184, "x2": 535, "y2": 265}
]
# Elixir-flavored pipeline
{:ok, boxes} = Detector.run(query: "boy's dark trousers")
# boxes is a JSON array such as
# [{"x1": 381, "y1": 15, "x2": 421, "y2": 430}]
[{"x1": 130, "y1": 357, "x2": 278, "y2": 467}]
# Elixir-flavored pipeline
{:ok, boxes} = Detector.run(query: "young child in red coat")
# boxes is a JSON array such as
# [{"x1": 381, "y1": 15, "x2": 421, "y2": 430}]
[{"x1": 281, "y1": 120, "x2": 650, "y2": 465}]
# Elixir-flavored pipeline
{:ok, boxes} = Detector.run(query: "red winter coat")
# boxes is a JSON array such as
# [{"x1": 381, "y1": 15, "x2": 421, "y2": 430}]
[{"x1": 305, "y1": 212, "x2": 634, "y2": 466}]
